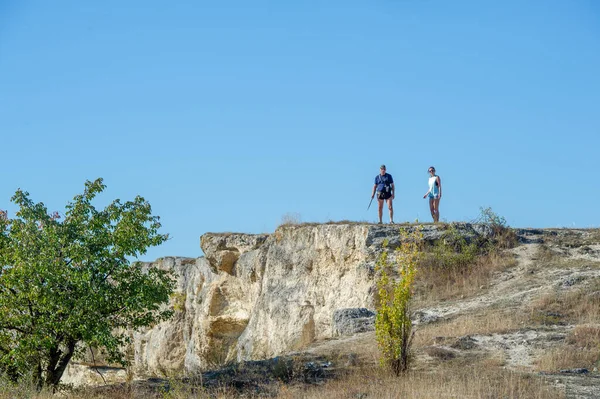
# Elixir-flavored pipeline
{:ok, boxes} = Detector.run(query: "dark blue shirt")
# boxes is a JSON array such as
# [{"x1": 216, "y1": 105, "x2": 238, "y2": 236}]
[{"x1": 375, "y1": 173, "x2": 393, "y2": 192}]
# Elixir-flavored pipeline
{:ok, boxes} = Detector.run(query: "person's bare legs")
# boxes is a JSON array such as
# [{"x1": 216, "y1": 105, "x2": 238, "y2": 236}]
[
  {"x1": 387, "y1": 198, "x2": 394, "y2": 223},
  {"x1": 378, "y1": 198, "x2": 384, "y2": 223},
  {"x1": 429, "y1": 197, "x2": 436, "y2": 222},
  {"x1": 433, "y1": 198, "x2": 441, "y2": 222}
]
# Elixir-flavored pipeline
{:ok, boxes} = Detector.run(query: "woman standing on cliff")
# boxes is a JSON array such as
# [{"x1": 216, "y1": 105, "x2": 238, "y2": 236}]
[{"x1": 423, "y1": 166, "x2": 442, "y2": 222}]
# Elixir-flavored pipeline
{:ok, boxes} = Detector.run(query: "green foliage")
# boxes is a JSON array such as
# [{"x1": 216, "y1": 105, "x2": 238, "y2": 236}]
[
  {"x1": 0, "y1": 178, "x2": 176, "y2": 389},
  {"x1": 474, "y1": 207, "x2": 507, "y2": 228},
  {"x1": 375, "y1": 228, "x2": 422, "y2": 376},
  {"x1": 424, "y1": 224, "x2": 480, "y2": 274},
  {"x1": 473, "y1": 207, "x2": 517, "y2": 249},
  {"x1": 426, "y1": 207, "x2": 516, "y2": 274}
]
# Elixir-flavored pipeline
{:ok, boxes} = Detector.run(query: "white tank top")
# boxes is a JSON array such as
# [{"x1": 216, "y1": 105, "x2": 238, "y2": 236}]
[{"x1": 429, "y1": 176, "x2": 439, "y2": 196}]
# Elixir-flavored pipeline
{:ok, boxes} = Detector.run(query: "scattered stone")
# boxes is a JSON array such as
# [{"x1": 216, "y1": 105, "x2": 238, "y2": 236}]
[
  {"x1": 561, "y1": 275, "x2": 586, "y2": 288},
  {"x1": 333, "y1": 308, "x2": 376, "y2": 336},
  {"x1": 515, "y1": 228, "x2": 545, "y2": 243},
  {"x1": 451, "y1": 336, "x2": 478, "y2": 350},
  {"x1": 546, "y1": 334, "x2": 566, "y2": 342},
  {"x1": 559, "y1": 368, "x2": 588, "y2": 374},
  {"x1": 303, "y1": 361, "x2": 328, "y2": 381},
  {"x1": 579, "y1": 245, "x2": 593, "y2": 254},
  {"x1": 424, "y1": 346, "x2": 457, "y2": 360},
  {"x1": 413, "y1": 310, "x2": 440, "y2": 325}
]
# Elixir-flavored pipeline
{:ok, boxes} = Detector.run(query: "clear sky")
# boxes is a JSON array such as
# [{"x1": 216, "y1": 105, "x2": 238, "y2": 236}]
[{"x1": 1, "y1": 1, "x2": 599, "y2": 260}]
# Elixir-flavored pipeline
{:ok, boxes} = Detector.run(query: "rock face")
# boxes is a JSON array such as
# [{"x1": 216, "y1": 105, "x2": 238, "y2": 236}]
[
  {"x1": 65, "y1": 223, "x2": 491, "y2": 384},
  {"x1": 332, "y1": 308, "x2": 376, "y2": 336}
]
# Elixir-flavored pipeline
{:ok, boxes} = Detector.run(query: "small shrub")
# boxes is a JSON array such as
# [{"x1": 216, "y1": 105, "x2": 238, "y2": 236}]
[
  {"x1": 473, "y1": 207, "x2": 518, "y2": 249},
  {"x1": 416, "y1": 225, "x2": 515, "y2": 302},
  {"x1": 474, "y1": 206, "x2": 507, "y2": 228},
  {"x1": 272, "y1": 357, "x2": 295, "y2": 382},
  {"x1": 415, "y1": 209, "x2": 518, "y2": 303},
  {"x1": 429, "y1": 225, "x2": 479, "y2": 269},
  {"x1": 375, "y1": 228, "x2": 422, "y2": 375}
]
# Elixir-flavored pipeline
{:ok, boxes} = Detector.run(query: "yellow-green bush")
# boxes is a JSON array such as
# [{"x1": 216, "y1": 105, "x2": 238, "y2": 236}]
[{"x1": 375, "y1": 227, "x2": 422, "y2": 375}]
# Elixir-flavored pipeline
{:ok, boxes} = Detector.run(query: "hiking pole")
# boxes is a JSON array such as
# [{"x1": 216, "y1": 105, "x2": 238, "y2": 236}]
[{"x1": 367, "y1": 195, "x2": 374, "y2": 210}]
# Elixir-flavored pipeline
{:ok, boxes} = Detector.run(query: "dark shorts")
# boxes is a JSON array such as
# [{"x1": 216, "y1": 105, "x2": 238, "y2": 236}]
[{"x1": 377, "y1": 191, "x2": 392, "y2": 200}]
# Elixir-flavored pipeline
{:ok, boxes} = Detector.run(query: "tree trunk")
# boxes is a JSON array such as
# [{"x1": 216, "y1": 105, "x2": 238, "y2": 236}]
[
  {"x1": 45, "y1": 339, "x2": 77, "y2": 388},
  {"x1": 35, "y1": 361, "x2": 43, "y2": 392}
]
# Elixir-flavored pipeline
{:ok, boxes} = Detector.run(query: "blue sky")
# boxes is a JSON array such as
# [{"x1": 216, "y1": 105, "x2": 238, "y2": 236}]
[{"x1": 1, "y1": 1, "x2": 599, "y2": 260}]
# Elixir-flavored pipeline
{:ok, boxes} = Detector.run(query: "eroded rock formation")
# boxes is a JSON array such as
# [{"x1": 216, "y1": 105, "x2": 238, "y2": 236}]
[{"x1": 64, "y1": 223, "x2": 490, "y2": 384}]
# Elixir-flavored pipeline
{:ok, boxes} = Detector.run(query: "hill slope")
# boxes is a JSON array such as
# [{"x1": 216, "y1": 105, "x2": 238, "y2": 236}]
[{"x1": 62, "y1": 225, "x2": 600, "y2": 398}]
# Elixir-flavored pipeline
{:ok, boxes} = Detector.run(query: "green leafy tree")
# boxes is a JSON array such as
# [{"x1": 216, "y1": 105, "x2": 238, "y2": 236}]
[
  {"x1": 375, "y1": 227, "x2": 422, "y2": 375},
  {"x1": 0, "y1": 178, "x2": 175, "y2": 389}
]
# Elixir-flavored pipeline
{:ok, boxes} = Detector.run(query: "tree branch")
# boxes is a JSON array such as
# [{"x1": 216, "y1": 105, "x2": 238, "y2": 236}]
[{"x1": 88, "y1": 343, "x2": 107, "y2": 385}]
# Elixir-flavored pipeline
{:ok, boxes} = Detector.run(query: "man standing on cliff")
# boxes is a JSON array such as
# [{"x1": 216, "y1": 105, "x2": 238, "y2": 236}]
[{"x1": 371, "y1": 165, "x2": 395, "y2": 224}]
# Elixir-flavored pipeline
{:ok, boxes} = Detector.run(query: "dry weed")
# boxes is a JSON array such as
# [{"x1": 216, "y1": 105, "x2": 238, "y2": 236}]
[
  {"x1": 529, "y1": 278, "x2": 600, "y2": 325},
  {"x1": 413, "y1": 310, "x2": 522, "y2": 347},
  {"x1": 566, "y1": 324, "x2": 600, "y2": 348},
  {"x1": 415, "y1": 252, "x2": 517, "y2": 305},
  {"x1": 543, "y1": 229, "x2": 600, "y2": 248},
  {"x1": 535, "y1": 324, "x2": 600, "y2": 372},
  {"x1": 535, "y1": 244, "x2": 600, "y2": 270},
  {"x1": 535, "y1": 244, "x2": 562, "y2": 263},
  {"x1": 536, "y1": 347, "x2": 600, "y2": 372},
  {"x1": 278, "y1": 364, "x2": 563, "y2": 399},
  {"x1": 279, "y1": 212, "x2": 302, "y2": 226}
]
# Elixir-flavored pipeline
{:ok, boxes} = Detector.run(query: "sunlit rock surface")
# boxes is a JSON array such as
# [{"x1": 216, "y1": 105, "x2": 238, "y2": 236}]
[{"x1": 65, "y1": 223, "x2": 490, "y2": 384}]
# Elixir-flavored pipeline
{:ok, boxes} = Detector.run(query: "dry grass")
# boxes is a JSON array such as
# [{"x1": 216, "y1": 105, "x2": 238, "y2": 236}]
[
  {"x1": 534, "y1": 243, "x2": 600, "y2": 270},
  {"x1": 278, "y1": 364, "x2": 563, "y2": 399},
  {"x1": 542, "y1": 229, "x2": 600, "y2": 248},
  {"x1": 279, "y1": 212, "x2": 302, "y2": 226},
  {"x1": 535, "y1": 325, "x2": 600, "y2": 372},
  {"x1": 567, "y1": 324, "x2": 600, "y2": 348},
  {"x1": 535, "y1": 243, "x2": 562, "y2": 263},
  {"x1": 415, "y1": 251, "x2": 517, "y2": 305},
  {"x1": 11, "y1": 366, "x2": 562, "y2": 399},
  {"x1": 536, "y1": 347, "x2": 600, "y2": 373},
  {"x1": 277, "y1": 220, "x2": 420, "y2": 228},
  {"x1": 0, "y1": 382, "x2": 249, "y2": 399},
  {"x1": 528, "y1": 278, "x2": 600, "y2": 325},
  {"x1": 413, "y1": 309, "x2": 523, "y2": 347}
]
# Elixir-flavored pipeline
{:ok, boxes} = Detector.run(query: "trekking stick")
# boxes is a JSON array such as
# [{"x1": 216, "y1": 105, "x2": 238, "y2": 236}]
[{"x1": 367, "y1": 196, "x2": 374, "y2": 210}]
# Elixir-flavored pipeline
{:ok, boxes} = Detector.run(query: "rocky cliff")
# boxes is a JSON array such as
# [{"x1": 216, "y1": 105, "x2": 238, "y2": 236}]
[{"x1": 64, "y1": 223, "x2": 491, "y2": 383}]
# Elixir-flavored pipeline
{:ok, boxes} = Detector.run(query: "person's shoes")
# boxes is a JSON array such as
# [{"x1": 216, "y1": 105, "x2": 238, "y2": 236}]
[
  {"x1": 378, "y1": 221, "x2": 383, "y2": 224},
  {"x1": 390, "y1": 221, "x2": 394, "y2": 224}
]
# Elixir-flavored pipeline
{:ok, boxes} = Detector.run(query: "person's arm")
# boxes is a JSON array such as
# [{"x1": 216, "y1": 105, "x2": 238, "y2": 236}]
[
  {"x1": 437, "y1": 176, "x2": 442, "y2": 198},
  {"x1": 391, "y1": 183, "x2": 395, "y2": 200},
  {"x1": 372, "y1": 176, "x2": 379, "y2": 198}
]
